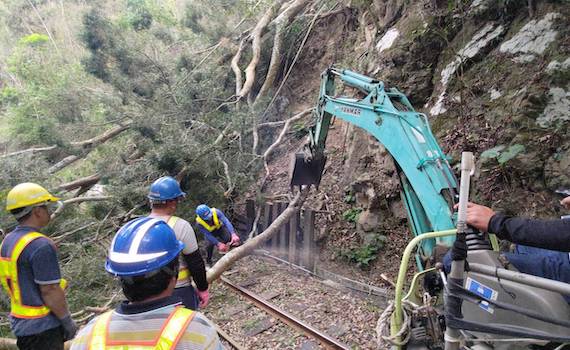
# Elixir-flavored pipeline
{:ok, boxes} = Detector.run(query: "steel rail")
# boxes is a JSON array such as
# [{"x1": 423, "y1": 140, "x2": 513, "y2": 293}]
[
  {"x1": 220, "y1": 276, "x2": 351, "y2": 350},
  {"x1": 215, "y1": 324, "x2": 247, "y2": 350}
]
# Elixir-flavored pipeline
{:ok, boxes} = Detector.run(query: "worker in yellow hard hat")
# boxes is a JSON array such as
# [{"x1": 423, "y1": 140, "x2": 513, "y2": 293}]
[{"x1": 0, "y1": 183, "x2": 77, "y2": 350}]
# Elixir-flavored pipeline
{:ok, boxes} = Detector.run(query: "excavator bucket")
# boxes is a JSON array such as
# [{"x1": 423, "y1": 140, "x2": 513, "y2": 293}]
[{"x1": 289, "y1": 152, "x2": 327, "y2": 189}]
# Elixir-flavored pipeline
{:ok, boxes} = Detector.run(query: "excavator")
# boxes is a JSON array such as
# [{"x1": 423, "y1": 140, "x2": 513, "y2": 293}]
[{"x1": 289, "y1": 67, "x2": 570, "y2": 349}]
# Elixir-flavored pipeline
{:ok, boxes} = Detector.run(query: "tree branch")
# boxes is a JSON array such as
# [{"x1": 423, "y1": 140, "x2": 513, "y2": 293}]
[
  {"x1": 261, "y1": 108, "x2": 312, "y2": 179},
  {"x1": 255, "y1": 0, "x2": 311, "y2": 103},
  {"x1": 56, "y1": 174, "x2": 101, "y2": 192},
  {"x1": 237, "y1": 0, "x2": 287, "y2": 101},
  {"x1": 0, "y1": 146, "x2": 57, "y2": 159},
  {"x1": 51, "y1": 196, "x2": 113, "y2": 220}
]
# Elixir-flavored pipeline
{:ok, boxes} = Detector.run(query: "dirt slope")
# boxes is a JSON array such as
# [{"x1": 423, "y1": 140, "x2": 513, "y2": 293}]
[{"x1": 252, "y1": 0, "x2": 569, "y2": 286}]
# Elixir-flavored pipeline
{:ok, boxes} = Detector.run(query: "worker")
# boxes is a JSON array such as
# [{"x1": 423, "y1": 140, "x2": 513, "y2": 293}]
[
  {"x1": 0, "y1": 183, "x2": 77, "y2": 350},
  {"x1": 195, "y1": 204, "x2": 240, "y2": 266},
  {"x1": 147, "y1": 176, "x2": 209, "y2": 310},
  {"x1": 70, "y1": 217, "x2": 223, "y2": 350},
  {"x1": 446, "y1": 197, "x2": 570, "y2": 301}
]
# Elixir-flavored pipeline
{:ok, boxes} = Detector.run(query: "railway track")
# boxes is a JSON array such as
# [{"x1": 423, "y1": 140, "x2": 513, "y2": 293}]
[
  {"x1": 205, "y1": 255, "x2": 383, "y2": 349},
  {"x1": 220, "y1": 276, "x2": 351, "y2": 350}
]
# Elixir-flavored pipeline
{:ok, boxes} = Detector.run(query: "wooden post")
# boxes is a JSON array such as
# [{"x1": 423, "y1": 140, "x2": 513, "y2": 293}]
[
  {"x1": 271, "y1": 204, "x2": 281, "y2": 251},
  {"x1": 246, "y1": 199, "x2": 255, "y2": 232},
  {"x1": 262, "y1": 203, "x2": 273, "y2": 242},
  {"x1": 302, "y1": 209, "x2": 316, "y2": 271},
  {"x1": 288, "y1": 209, "x2": 299, "y2": 264},
  {"x1": 278, "y1": 202, "x2": 289, "y2": 257}
]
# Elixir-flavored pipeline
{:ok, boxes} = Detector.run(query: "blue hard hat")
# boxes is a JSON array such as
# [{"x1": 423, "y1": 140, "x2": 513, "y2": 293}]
[
  {"x1": 148, "y1": 176, "x2": 186, "y2": 202},
  {"x1": 106, "y1": 217, "x2": 184, "y2": 277},
  {"x1": 196, "y1": 204, "x2": 212, "y2": 220}
]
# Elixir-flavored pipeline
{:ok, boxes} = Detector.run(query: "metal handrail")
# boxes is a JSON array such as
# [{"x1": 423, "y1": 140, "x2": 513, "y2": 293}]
[{"x1": 390, "y1": 229, "x2": 457, "y2": 341}]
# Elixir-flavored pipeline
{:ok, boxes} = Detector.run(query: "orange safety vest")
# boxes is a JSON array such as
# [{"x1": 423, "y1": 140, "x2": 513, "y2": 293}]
[
  {"x1": 88, "y1": 307, "x2": 195, "y2": 349},
  {"x1": 0, "y1": 232, "x2": 66, "y2": 319},
  {"x1": 195, "y1": 208, "x2": 222, "y2": 232},
  {"x1": 166, "y1": 216, "x2": 190, "y2": 284}
]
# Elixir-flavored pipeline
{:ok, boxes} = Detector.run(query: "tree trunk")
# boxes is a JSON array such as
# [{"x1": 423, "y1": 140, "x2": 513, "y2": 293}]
[
  {"x1": 255, "y1": 0, "x2": 311, "y2": 103},
  {"x1": 237, "y1": 0, "x2": 287, "y2": 101}
]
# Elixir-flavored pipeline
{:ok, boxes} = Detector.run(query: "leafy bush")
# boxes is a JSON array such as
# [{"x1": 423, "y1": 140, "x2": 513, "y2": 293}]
[
  {"x1": 19, "y1": 33, "x2": 49, "y2": 46},
  {"x1": 339, "y1": 234, "x2": 387, "y2": 269},
  {"x1": 342, "y1": 208, "x2": 362, "y2": 223}
]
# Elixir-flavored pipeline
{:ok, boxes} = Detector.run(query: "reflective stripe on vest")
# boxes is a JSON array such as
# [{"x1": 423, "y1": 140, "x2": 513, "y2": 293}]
[
  {"x1": 0, "y1": 232, "x2": 66, "y2": 319},
  {"x1": 195, "y1": 208, "x2": 221, "y2": 232},
  {"x1": 88, "y1": 307, "x2": 195, "y2": 349},
  {"x1": 166, "y1": 216, "x2": 190, "y2": 284}
]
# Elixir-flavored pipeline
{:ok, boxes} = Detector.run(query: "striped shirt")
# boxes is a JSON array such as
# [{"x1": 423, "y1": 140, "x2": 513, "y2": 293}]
[{"x1": 70, "y1": 296, "x2": 223, "y2": 350}]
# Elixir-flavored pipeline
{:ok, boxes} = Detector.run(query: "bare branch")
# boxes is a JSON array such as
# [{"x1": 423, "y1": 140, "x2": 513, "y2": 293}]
[
  {"x1": 216, "y1": 151, "x2": 235, "y2": 198},
  {"x1": 256, "y1": 0, "x2": 311, "y2": 102},
  {"x1": 261, "y1": 4, "x2": 323, "y2": 115},
  {"x1": 51, "y1": 196, "x2": 113, "y2": 220},
  {"x1": 262, "y1": 108, "x2": 312, "y2": 176},
  {"x1": 237, "y1": 0, "x2": 287, "y2": 101},
  {"x1": 231, "y1": 38, "x2": 246, "y2": 96},
  {"x1": 71, "y1": 121, "x2": 132, "y2": 149},
  {"x1": 0, "y1": 146, "x2": 57, "y2": 159},
  {"x1": 56, "y1": 174, "x2": 101, "y2": 192},
  {"x1": 53, "y1": 222, "x2": 97, "y2": 243},
  {"x1": 49, "y1": 155, "x2": 81, "y2": 174}
]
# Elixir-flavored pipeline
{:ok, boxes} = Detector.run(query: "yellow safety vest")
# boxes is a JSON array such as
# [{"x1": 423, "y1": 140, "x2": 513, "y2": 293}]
[
  {"x1": 88, "y1": 307, "x2": 195, "y2": 349},
  {"x1": 0, "y1": 232, "x2": 67, "y2": 319},
  {"x1": 195, "y1": 208, "x2": 221, "y2": 232},
  {"x1": 166, "y1": 217, "x2": 190, "y2": 284}
]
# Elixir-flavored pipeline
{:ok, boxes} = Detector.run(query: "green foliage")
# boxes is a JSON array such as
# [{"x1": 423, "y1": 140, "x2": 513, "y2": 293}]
[
  {"x1": 291, "y1": 122, "x2": 309, "y2": 139},
  {"x1": 481, "y1": 144, "x2": 525, "y2": 165},
  {"x1": 339, "y1": 234, "x2": 387, "y2": 269},
  {"x1": 0, "y1": 0, "x2": 291, "y2": 317},
  {"x1": 343, "y1": 193, "x2": 356, "y2": 204},
  {"x1": 19, "y1": 33, "x2": 49, "y2": 46},
  {"x1": 342, "y1": 208, "x2": 362, "y2": 223}
]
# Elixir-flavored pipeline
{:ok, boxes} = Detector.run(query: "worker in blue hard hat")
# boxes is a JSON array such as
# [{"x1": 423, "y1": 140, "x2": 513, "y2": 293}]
[
  {"x1": 0, "y1": 183, "x2": 77, "y2": 350},
  {"x1": 147, "y1": 176, "x2": 209, "y2": 310},
  {"x1": 195, "y1": 204, "x2": 240, "y2": 266},
  {"x1": 70, "y1": 217, "x2": 223, "y2": 350}
]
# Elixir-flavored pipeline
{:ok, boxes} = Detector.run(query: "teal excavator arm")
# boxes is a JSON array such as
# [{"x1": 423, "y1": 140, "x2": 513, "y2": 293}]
[{"x1": 290, "y1": 67, "x2": 458, "y2": 263}]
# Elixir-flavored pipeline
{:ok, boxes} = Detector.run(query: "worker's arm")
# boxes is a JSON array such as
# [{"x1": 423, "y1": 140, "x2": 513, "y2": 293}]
[
  {"x1": 217, "y1": 209, "x2": 236, "y2": 234},
  {"x1": 32, "y1": 242, "x2": 77, "y2": 340},
  {"x1": 489, "y1": 214, "x2": 570, "y2": 252},
  {"x1": 183, "y1": 251, "x2": 208, "y2": 291},
  {"x1": 39, "y1": 283, "x2": 70, "y2": 319}
]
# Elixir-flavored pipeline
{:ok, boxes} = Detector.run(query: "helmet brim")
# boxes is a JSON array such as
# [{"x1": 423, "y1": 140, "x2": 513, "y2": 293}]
[{"x1": 105, "y1": 241, "x2": 184, "y2": 277}]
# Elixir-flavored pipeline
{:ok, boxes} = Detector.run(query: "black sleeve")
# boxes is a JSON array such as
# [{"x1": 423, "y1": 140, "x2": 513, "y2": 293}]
[
  {"x1": 488, "y1": 213, "x2": 570, "y2": 252},
  {"x1": 183, "y1": 250, "x2": 208, "y2": 291}
]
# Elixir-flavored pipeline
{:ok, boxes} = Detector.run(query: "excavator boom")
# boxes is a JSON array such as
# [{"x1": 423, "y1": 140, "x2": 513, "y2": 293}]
[{"x1": 290, "y1": 67, "x2": 458, "y2": 260}]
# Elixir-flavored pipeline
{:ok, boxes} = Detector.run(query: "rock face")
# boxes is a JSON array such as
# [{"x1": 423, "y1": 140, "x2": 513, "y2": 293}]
[
  {"x1": 499, "y1": 13, "x2": 560, "y2": 62},
  {"x1": 376, "y1": 28, "x2": 399, "y2": 53},
  {"x1": 430, "y1": 23, "x2": 505, "y2": 116},
  {"x1": 536, "y1": 87, "x2": 570, "y2": 128},
  {"x1": 277, "y1": 1, "x2": 570, "y2": 270}
]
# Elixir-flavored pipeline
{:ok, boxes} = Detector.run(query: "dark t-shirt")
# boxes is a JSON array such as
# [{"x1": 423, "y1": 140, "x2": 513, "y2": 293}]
[{"x1": 0, "y1": 226, "x2": 62, "y2": 336}]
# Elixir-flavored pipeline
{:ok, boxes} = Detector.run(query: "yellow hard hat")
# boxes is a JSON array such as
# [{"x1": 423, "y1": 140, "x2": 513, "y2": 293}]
[{"x1": 6, "y1": 183, "x2": 60, "y2": 212}]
